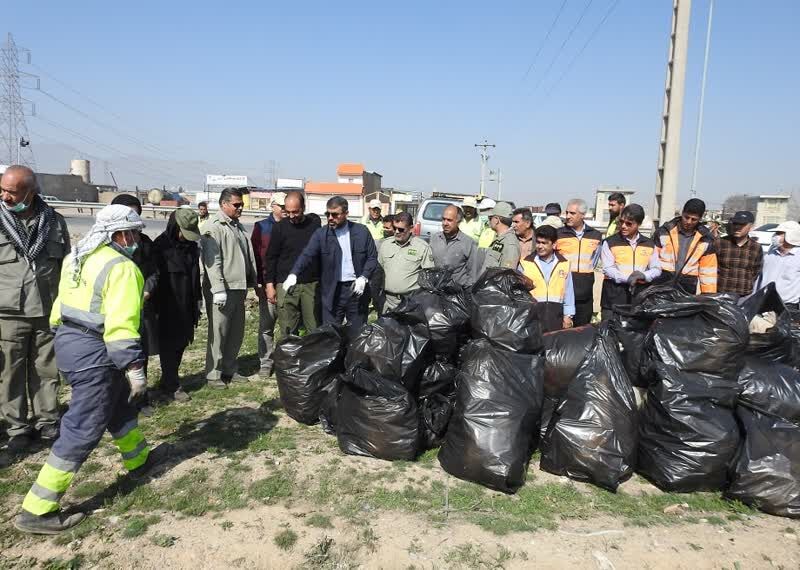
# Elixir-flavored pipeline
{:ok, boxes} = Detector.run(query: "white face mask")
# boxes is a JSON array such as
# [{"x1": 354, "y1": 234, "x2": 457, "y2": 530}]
[{"x1": 772, "y1": 234, "x2": 784, "y2": 247}]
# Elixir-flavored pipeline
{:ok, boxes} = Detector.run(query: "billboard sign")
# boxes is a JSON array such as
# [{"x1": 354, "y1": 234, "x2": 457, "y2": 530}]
[{"x1": 206, "y1": 174, "x2": 249, "y2": 187}]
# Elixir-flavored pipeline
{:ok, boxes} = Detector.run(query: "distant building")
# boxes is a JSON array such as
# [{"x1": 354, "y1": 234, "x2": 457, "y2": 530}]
[
  {"x1": 745, "y1": 195, "x2": 790, "y2": 226},
  {"x1": 304, "y1": 163, "x2": 384, "y2": 218}
]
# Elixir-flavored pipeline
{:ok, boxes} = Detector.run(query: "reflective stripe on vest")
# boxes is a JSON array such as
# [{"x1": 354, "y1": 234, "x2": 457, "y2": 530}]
[
  {"x1": 520, "y1": 258, "x2": 569, "y2": 304},
  {"x1": 556, "y1": 235, "x2": 599, "y2": 273},
  {"x1": 605, "y1": 237, "x2": 656, "y2": 280}
]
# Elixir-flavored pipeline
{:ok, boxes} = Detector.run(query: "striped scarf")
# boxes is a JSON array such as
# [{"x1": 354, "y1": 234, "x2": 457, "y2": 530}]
[{"x1": 0, "y1": 196, "x2": 55, "y2": 266}]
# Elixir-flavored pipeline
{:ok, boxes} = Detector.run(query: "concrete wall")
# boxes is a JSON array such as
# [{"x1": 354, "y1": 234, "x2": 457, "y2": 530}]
[{"x1": 36, "y1": 173, "x2": 99, "y2": 202}]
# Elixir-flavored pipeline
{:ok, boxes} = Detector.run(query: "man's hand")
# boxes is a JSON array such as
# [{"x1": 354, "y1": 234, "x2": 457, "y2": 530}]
[
  {"x1": 563, "y1": 315, "x2": 574, "y2": 329},
  {"x1": 143, "y1": 291, "x2": 151, "y2": 302},
  {"x1": 125, "y1": 366, "x2": 148, "y2": 403},
  {"x1": 266, "y1": 283, "x2": 278, "y2": 304},
  {"x1": 282, "y1": 274, "x2": 298, "y2": 293},
  {"x1": 352, "y1": 276, "x2": 368, "y2": 297},
  {"x1": 212, "y1": 292, "x2": 227, "y2": 307},
  {"x1": 627, "y1": 271, "x2": 646, "y2": 286}
]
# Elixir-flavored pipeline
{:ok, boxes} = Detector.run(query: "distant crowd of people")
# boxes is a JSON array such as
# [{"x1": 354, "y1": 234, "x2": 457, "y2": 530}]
[{"x1": 2, "y1": 162, "x2": 800, "y2": 533}]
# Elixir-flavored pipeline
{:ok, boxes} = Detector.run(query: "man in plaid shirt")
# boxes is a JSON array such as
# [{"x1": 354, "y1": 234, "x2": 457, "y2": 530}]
[{"x1": 716, "y1": 211, "x2": 763, "y2": 296}]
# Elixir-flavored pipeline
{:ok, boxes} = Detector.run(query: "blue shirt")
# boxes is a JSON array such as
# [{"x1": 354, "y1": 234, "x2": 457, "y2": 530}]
[
  {"x1": 758, "y1": 247, "x2": 800, "y2": 304},
  {"x1": 534, "y1": 254, "x2": 576, "y2": 317},
  {"x1": 335, "y1": 225, "x2": 357, "y2": 282}
]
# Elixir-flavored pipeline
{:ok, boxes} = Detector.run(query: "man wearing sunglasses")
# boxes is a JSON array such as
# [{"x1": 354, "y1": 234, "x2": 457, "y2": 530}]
[
  {"x1": 286, "y1": 196, "x2": 378, "y2": 330},
  {"x1": 600, "y1": 204, "x2": 661, "y2": 321},
  {"x1": 201, "y1": 188, "x2": 257, "y2": 388},
  {"x1": 378, "y1": 212, "x2": 434, "y2": 312}
]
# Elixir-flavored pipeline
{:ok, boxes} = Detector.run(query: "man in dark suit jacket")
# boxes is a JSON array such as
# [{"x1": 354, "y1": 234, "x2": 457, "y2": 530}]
[{"x1": 285, "y1": 196, "x2": 378, "y2": 330}]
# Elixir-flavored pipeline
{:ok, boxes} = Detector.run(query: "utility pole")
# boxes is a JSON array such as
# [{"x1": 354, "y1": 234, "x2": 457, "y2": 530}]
[
  {"x1": 0, "y1": 33, "x2": 37, "y2": 168},
  {"x1": 653, "y1": 0, "x2": 691, "y2": 226},
  {"x1": 690, "y1": 0, "x2": 714, "y2": 197},
  {"x1": 474, "y1": 140, "x2": 495, "y2": 198}
]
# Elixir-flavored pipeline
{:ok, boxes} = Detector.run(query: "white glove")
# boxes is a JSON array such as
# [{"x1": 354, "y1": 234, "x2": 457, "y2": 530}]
[
  {"x1": 213, "y1": 292, "x2": 227, "y2": 307},
  {"x1": 352, "y1": 276, "x2": 368, "y2": 297},
  {"x1": 282, "y1": 274, "x2": 298, "y2": 293},
  {"x1": 126, "y1": 367, "x2": 148, "y2": 403}
]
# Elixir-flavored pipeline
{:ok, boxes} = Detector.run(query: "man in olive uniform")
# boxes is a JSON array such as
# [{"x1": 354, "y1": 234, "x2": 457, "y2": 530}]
[
  {"x1": 378, "y1": 212, "x2": 434, "y2": 311},
  {"x1": 0, "y1": 166, "x2": 70, "y2": 454},
  {"x1": 481, "y1": 201, "x2": 520, "y2": 272}
]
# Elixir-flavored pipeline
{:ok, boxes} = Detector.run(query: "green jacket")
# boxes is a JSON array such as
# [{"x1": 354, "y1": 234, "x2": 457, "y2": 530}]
[
  {"x1": 201, "y1": 210, "x2": 257, "y2": 293},
  {"x1": 0, "y1": 212, "x2": 70, "y2": 318}
]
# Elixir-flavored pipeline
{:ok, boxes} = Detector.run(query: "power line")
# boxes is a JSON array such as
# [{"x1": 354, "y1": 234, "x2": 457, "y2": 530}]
[
  {"x1": 544, "y1": 0, "x2": 621, "y2": 98},
  {"x1": 0, "y1": 33, "x2": 36, "y2": 168},
  {"x1": 528, "y1": 0, "x2": 596, "y2": 97},
  {"x1": 518, "y1": 0, "x2": 570, "y2": 85}
]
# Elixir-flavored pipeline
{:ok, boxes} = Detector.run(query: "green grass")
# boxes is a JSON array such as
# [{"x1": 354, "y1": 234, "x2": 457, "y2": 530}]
[
  {"x1": 249, "y1": 472, "x2": 294, "y2": 504},
  {"x1": 274, "y1": 528, "x2": 298, "y2": 551},
  {"x1": 122, "y1": 515, "x2": 162, "y2": 539},
  {"x1": 305, "y1": 514, "x2": 334, "y2": 529},
  {"x1": 150, "y1": 533, "x2": 177, "y2": 547},
  {"x1": 72, "y1": 480, "x2": 106, "y2": 499},
  {"x1": 248, "y1": 427, "x2": 297, "y2": 453}
]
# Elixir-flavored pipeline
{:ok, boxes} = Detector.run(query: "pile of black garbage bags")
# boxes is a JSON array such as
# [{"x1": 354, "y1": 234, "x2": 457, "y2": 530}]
[{"x1": 274, "y1": 270, "x2": 800, "y2": 519}]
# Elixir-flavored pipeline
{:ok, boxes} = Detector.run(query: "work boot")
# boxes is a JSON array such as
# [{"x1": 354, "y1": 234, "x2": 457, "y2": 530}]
[
  {"x1": 129, "y1": 443, "x2": 172, "y2": 481},
  {"x1": 6, "y1": 434, "x2": 32, "y2": 454},
  {"x1": 14, "y1": 509, "x2": 86, "y2": 535},
  {"x1": 229, "y1": 373, "x2": 250, "y2": 384},
  {"x1": 173, "y1": 388, "x2": 191, "y2": 402},
  {"x1": 39, "y1": 424, "x2": 59, "y2": 442},
  {"x1": 207, "y1": 378, "x2": 228, "y2": 390}
]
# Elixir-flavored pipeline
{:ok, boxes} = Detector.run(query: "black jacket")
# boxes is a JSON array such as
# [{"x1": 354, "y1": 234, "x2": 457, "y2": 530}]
[
  {"x1": 132, "y1": 234, "x2": 160, "y2": 355},
  {"x1": 265, "y1": 214, "x2": 322, "y2": 285},
  {"x1": 154, "y1": 218, "x2": 202, "y2": 349}
]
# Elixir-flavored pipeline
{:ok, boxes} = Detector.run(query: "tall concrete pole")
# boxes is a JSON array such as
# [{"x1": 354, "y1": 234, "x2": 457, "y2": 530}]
[
  {"x1": 653, "y1": 0, "x2": 692, "y2": 226},
  {"x1": 690, "y1": 0, "x2": 714, "y2": 197},
  {"x1": 474, "y1": 140, "x2": 495, "y2": 199}
]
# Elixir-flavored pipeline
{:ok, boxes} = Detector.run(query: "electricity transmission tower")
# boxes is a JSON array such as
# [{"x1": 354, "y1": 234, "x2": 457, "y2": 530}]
[{"x1": 0, "y1": 33, "x2": 37, "y2": 168}]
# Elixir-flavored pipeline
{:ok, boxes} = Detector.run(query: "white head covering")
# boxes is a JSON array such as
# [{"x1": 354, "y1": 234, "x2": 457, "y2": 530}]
[{"x1": 70, "y1": 204, "x2": 144, "y2": 281}]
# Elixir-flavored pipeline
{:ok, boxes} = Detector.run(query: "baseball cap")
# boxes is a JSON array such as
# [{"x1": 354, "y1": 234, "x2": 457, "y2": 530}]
[
  {"x1": 486, "y1": 201, "x2": 514, "y2": 218},
  {"x1": 775, "y1": 221, "x2": 800, "y2": 233},
  {"x1": 174, "y1": 208, "x2": 201, "y2": 241},
  {"x1": 271, "y1": 192, "x2": 287, "y2": 207},
  {"x1": 369, "y1": 199, "x2": 382, "y2": 209},
  {"x1": 729, "y1": 211, "x2": 755, "y2": 224},
  {"x1": 462, "y1": 196, "x2": 478, "y2": 209},
  {"x1": 545, "y1": 202, "x2": 562, "y2": 216},
  {"x1": 785, "y1": 227, "x2": 800, "y2": 247},
  {"x1": 477, "y1": 198, "x2": 496, "y2": 212}
]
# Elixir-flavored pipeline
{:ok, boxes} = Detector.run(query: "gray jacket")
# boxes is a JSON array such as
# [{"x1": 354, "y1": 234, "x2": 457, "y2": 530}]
[
  {"x1": 201, "y1": 210, "x2": 257, "y2": 293},
  {"x1": 0, "y1": 212, "x2": 70, "y2": 318}
]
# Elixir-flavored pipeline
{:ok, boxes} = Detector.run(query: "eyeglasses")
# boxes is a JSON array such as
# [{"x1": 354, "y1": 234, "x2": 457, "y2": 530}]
[
  {"x1": 620, "y1": 219, "x2": 637, "y2": 227},
  {"x1": 393, "y1": 226, "x2": 410, "y2": 233},
  {"x1": 325, "y1": 211, "x2": 343, "y2": 218},
  {"x1": 230, "y1": 202, "x2": 244, "y2": 209}
]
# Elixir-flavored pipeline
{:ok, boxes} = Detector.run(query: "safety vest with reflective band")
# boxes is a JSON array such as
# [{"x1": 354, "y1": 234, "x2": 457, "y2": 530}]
[
  {"x1": 478, "y1": 226, "x2": 496, "y2": 249},
  {"x1": 601, "y1": 233, "x2": 657, "y2": 310},
  {"x1": 520, "y1": 254, "x2": 570, "y2": 333},
  {"x1": 22, "y1": 419, "x2": 150, "y2": 516},
  {"x1": 654, "y1": 218, "x2": 718, "y2": 293},
  {"x1": 50, "y1": 244, "x2": 145, "y2": 371},
  {"x1": 555, "y1": 225, "x2": 602, "y2": 301},
  {"x1": 361, "y1": 217, "x2": 384, "y2": 241},
  {"x1": 460, "y1": 217, "x2": 484, "y2": 242}
]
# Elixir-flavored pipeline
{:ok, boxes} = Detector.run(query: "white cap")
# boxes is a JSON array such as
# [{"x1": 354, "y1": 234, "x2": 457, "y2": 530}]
[
  {"x1": 271, "y1": 192, "x2": 286, "y2": 207},
  {"x1": 775, "y1": 221, "x2": 800, "y2": 233},
  {"x1": 477, "y1": 198, "x2": 496, "y2": 212},
  {"x1": 368, "y1": 199, "x2": 382, "y2": 209},
  {"x1": 462, "y1": 196, "x2": 478, "y2": 209},
  {"x1": 785, "y1": 228, "x2": 800, "y2": 247}
]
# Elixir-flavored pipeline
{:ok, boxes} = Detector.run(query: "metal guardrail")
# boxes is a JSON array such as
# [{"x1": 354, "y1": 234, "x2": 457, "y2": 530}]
[{"x1": 47, "y1": 200, "x2": 270, "y2": 219}]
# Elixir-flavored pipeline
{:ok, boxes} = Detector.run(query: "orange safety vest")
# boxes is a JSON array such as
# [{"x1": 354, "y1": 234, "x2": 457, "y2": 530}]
[
  {"x1": 555, "y1": 224, "x2": 602, "y2": 302},
  {"x1": 654, "y1": 218, "x2": 717, "y2": 293},
  {"x1": 520, "y1": 254, "x2": 571, "y2": 332},
  {"x1": 601, "y1": 234, "x2": 657, "y2": 310}
]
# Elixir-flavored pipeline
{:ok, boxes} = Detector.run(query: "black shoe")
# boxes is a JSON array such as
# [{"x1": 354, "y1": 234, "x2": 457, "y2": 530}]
[
  {"x1": 14, "y1": 509, "x2": 86, "y2": 535},
  {"x1": 38, "y1": 424, "x2": 59, "y2": 442},
  {"x1": 129, "y1": 443, "x2": 172, "y2": 480},
  {"x1": 6, "y1": 434, "x2": 32, "y2": 454},
  {"x1": 173, "y1": 388, "x2": 191, "y2": 402}
]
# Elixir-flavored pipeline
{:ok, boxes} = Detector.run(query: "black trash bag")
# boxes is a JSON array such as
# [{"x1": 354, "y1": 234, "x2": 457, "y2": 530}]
[
  {"x1": 418, "y1": 358, "x2": 458, "y2": 448},
  {"x1": 740, "y1": 283, "x2": 799, "y2": 366},
  {"x1": 608, "y1": 313, "x2": 652, "y2": 388},
  {"x1": 319, "y1": 374, "x2": 343, "y2": 436},
  {"x1": 470, "y1": 268, "x2": 543, "y2": 354},
  {"x1": 540, "y1": 326, "x2": 638, "y2": 491},
  {"x1": 438, "y1": 339, "x2": 544, "y2": 493},
  {"x1": 274, "y1": 324, "x2": 346, "y2": 425},
  {"x1": 627, "y1": 285, "x2": 750, "y2": 379},
  {"x1": 388, "y1": 290, "x2": 471, "y2": 357},
  {"x1": 543, "y1": 325, "x2": 597, "y2": 398},
  {"x1": 345, "y1": 317, "x2": 430, "y2": 391},
  {"x1": 726, "y1": 407, "x2": 800, "y2": 518},
  {"x1": 539, "y1": 395, "x2": 559, "y2": 441},
  {"x1": 336, "y1": 368, "x2": 420, "y2": 461},
  {"x1": 637, "y1": 362, "x2": 741, "y2": 492},
  {"x1": 737, "y1": 357, "x2": 800, "y2": 420}
]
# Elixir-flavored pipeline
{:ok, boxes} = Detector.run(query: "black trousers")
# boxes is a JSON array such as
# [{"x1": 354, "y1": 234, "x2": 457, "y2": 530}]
[
  {"x1": 573, "y1": 299, "x2": 594, "y2": 327},
  {"x1": 159, "y1": 340, "x2": 188, "y2": 393},
  {"x1": 323, "y1": 282, "x2": 370, "y2": 331}
]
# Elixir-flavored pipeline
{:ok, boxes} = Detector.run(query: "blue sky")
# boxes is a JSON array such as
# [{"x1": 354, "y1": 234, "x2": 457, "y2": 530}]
[{"x1": 7, "y1": 0, "x2": 799, "y2": 210}]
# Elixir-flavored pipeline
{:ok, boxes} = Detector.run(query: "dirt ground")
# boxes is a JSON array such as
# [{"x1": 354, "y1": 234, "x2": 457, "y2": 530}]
[{"x1": 1, "y1": 309, "x2": 798, "y2": 570}]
